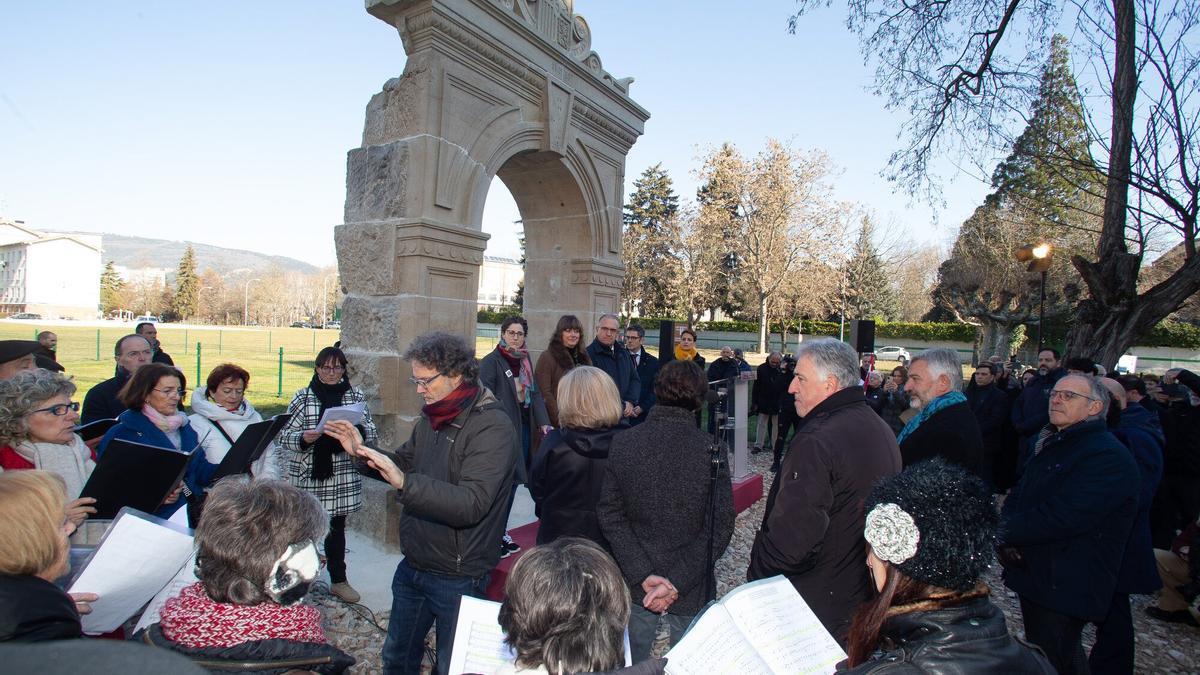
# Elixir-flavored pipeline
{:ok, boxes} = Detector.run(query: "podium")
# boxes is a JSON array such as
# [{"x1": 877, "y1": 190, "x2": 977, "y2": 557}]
[{"x1": 713, "y1": 372, "x2": 764, "y2": 514}]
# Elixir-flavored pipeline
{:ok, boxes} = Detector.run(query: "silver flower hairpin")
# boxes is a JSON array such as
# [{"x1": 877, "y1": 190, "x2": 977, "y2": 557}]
[{"x1": 864, "y1": 503, "x2": 920, "y2": 565}]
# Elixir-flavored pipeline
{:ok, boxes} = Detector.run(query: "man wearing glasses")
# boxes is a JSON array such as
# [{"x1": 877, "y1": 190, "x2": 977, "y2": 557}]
[
  {"x1": 81, "y1": 334, "x2": 153, "y2": 424},
  {"x1": 999, "y1": 374, "x2": 1140, "y2": 675},
  {"x1": 585, "y1": 314, "x2": 640, "y2": 419}
]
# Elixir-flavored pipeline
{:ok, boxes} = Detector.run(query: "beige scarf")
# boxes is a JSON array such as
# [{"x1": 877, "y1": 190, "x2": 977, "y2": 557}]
[{"x1": 14, "y1": 434, "x2": 95, "y2": 497}]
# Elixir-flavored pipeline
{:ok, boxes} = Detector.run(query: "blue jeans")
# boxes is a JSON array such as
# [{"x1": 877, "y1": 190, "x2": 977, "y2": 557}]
[{"x1": 382, "y1": 558, "x2": 490, "y2": 675}]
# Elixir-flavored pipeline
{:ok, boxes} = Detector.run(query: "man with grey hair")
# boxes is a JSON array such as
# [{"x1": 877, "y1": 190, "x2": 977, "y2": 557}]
[
  {"x1": 999, "y1": 374, "x2": 1140, "y2": 675},
  {"x1": 586, "y1": 313, "x2": 640, "y2": 418},
  {"x1": 747, "y1": 338, "x2": 901, "y2": 644},
  {"x1": 897, "y1": 348, "x2": 984, "y2": 475}
]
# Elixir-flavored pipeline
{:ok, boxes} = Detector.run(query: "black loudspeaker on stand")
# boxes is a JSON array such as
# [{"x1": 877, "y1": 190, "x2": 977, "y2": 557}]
[
  {"x1": 658, "y1": 320, "x2": 676, "y2": 363},
  {"x1": 850, "y1": 319, "x2": 876, "y2": 353}
]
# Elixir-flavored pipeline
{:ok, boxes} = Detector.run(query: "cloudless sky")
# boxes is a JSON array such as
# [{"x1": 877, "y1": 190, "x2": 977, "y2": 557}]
[{"x1": 1, "y1": 2, "x2": 995, "y2": 266}]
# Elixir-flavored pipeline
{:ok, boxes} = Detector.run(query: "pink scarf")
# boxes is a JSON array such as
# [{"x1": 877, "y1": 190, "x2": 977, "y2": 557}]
[
  {"x1": 498, "y1": 341, "x2": 535, "y2": 405},
  {"x1": 142, "y1": 404, "x2": 188, "y2": 433},
  {"x1": 159, "y1": 582, "x2": 326, "y2": 648}
]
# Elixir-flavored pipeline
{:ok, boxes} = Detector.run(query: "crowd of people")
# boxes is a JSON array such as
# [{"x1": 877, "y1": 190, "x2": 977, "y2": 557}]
[{"x1": 0, "y1": 318, "x2": 1198, "y2": 675}]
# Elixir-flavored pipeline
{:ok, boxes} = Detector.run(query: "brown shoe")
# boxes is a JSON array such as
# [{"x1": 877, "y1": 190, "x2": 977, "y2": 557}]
[
  {"x1": 1144, "y1": 606, "x2": 1199, "y2": 626},
  {"x1": 330, "y1": 582, "x2": 361, "y2": 604}
]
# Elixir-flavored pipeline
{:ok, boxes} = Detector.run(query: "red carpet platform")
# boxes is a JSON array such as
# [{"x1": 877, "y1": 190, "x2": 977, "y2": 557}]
[{"x1": 485, "y1": 471, "x2": 766, "y2": 601}]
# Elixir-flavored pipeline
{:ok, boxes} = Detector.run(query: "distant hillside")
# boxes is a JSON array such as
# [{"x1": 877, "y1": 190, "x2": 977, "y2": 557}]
[{"x1": 92, "y1": 234, "x2": 320, "y2": 275}]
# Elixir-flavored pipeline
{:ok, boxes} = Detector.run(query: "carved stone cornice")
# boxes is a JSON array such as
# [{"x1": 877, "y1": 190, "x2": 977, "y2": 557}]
[
  {"x1": 394, "y1": 219, "x2": 489, "y2": 266},
  {"x1": 571, "y1": 98, "x2": 638, "y2": 148},
  {"x1": 403, "y1": 11, "x2": 544, "y2": 92},
  {"x1": 569, "y1": 257, "x2": 624, "y2": 288}
]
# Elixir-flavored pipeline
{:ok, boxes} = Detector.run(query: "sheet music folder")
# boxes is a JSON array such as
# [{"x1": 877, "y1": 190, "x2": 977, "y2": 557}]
[
  {"x1": 209, "y1": 413, "x2": 292, "y2": 482},
  {"x1": 74, "y1": 418, "x2": 118, "y2": 442},
  {"x1": 79, "y1": 438, "x2": 193, "y2": 519}
]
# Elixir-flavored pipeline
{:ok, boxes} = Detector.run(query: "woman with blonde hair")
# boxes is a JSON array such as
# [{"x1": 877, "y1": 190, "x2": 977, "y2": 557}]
[
  {"x1": 529, "y1": 366, "x2": 625, "y2": 547},
  {"x1": 0, "y1": 470, "x2": 87, "y2": 642}
]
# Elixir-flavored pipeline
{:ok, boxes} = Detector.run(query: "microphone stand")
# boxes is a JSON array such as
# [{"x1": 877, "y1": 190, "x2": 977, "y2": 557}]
[{"x1": 704, "y1": 377, "x2": 732, "y2": 602}]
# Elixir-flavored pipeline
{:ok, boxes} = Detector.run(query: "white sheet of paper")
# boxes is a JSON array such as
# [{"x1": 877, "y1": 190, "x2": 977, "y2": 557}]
[
  {"x1": 314, "y1": 402, "x2": 365, "y2": 433},
  {"x1": 448, "y1": 595, "x2": 515, "y2": 675},
  {"x1": 665, "y1": 576, "x2": 845, "y2": 675},
  {"x1": 67, "y1": 510, "x2": 195, "y2": 634},
  {"x1": 167, "y1": 503, "x2": 190, "y2": 528},
  {"x1": 132, "y1": 554, "x2": 197, "y2": 634}
]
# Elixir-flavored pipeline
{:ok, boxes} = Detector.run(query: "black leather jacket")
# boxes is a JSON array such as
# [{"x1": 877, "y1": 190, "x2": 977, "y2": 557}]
[{"x1": 839, "y1": 596, "x2": 1054, "y2": 674}]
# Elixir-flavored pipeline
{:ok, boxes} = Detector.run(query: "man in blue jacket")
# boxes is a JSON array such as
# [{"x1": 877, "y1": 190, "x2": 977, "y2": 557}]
[
  {"x1": 586, "y1": 314, "x2": 640, "y2": 420},
  {"x1": 1010, "y1": 347, "x2": 1065, "y2": 469},
  {"x1": 1000, "y1": 374, "x2": 1139, "y2": 675},
  {"x1": 623, "y1": 324, "x2": 658, "y2": 426}
]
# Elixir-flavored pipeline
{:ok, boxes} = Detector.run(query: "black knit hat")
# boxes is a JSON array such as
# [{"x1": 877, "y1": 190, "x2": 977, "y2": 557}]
[{"x1": 863, "y1": 458, "x2": 997, "y2": 591}]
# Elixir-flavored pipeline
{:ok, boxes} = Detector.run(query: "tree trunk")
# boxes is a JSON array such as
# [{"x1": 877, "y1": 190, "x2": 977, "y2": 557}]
[
  {"x1": 1064, "y1": 0, "x2": 1200, "y2": 369},
  {"x1": 757, "y1": 293, "x2": 769, "y2": 353}
]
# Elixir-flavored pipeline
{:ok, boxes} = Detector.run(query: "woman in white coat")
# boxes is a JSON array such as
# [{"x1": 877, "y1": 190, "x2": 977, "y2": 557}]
[{"x1": 189, "y1": 363, "x2": 281, "y2": 479}]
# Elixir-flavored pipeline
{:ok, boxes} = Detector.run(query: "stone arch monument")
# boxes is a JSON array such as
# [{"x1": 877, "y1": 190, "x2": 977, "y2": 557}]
[{"x1": 336, "y1": 0, "x2": 649, "y2": 457}]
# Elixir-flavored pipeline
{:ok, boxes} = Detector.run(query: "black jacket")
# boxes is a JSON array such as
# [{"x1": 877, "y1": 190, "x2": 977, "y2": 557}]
[
  {"x1": 629, "y1": 348, "x2": 659, "y2": 425},
  {"x1": 587, "y1": 339, "x2": 641, "y2": 407},
  {"x1": 138, "y1": 623, "x2": 354, "y2": 674},
  {"x1": 367, "y1": 387, "x2": 517, "y2": 579},
  {"x1": 706, "y1": 357, "x2": 740, "y2": 385},
  {"x1": 478, "y1": 348, "x2": 550, "y2": 484},
  {"x1": 753, "y1": 362, "x2": 790, "y2": 415},
  {"x1": 0, "y1": 574, "x2": 81, "y2": 643},
  {"x1": 1160, "y1": 368, "x2": 1200, "y2": 477},
  {"x1": 839, "y1": 596, "x2": 1054, "y2": 674},
  {"x1": 1112, "y1": 403, "x2": 1164, "y2": 594},
  {"x1": 529, "y1": 424, "x2": 624, "y2": 548},
  {"x1": 1011, "y1": 368, "x2": 1065, "y2": 440},
  {"x1": 899, "y1": 401, "x2": 984, "y2": 475},
  {"x1": 80, "y1": 369, "x2": 132, "y2": 424},
  {"x1": 1001, "y1": 419, "x2": 1140, "y2": 621},
  {"x1": 152, "y1": 348, "x2": 175, "y2": 366},
  {"x1": 748, "y1": 387, "x2": 902, "y2": 642},
  {"x1": 597, "y1": 405, "x2": 733, "y2": 616},
  {"x1": 965, "y1": 383, "x2": 1008, "y2": 456}
]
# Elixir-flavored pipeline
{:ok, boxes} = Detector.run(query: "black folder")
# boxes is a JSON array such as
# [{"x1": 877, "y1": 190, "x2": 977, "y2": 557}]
[
  {"x1": 80, "y1": 438, "x2": 194, "y2": 519},
  {"x1": 209, "y1": 414, "x2": 292, "y2": 482},
  {"x1": 74, "y1": 418, "x2": 118, "y2": 442}
]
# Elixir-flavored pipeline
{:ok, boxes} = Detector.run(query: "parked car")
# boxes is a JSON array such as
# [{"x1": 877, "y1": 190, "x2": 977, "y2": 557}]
[
  {"x1": 874, "y1": 345, "x2": 911, "y2": 364},
  {"x1": 134, "y1": 314, "x2": 161, "y2": 323},
  {"x1": 7, "y1": 312, "x2": 42, "y2": 320},
  {"x1": 291, "y1": 320, "x2": 314, "y2": 328},
  {"x1": 324, "y1": 321, "x2": 341, "y2": 330}
]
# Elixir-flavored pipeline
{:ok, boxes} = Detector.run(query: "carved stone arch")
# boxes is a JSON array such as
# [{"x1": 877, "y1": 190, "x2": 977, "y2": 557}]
[{"x1": 335, "y1": 0, "x2": 648, "y2": 510}]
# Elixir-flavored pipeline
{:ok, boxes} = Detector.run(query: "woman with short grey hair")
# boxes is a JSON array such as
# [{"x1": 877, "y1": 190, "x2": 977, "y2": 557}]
[
  {"x1": 0, "y1": 369, "x2": 96, "y2": 526},
  {"x1": 135, "y1": 477, "x2": 355, "y2": 673}
]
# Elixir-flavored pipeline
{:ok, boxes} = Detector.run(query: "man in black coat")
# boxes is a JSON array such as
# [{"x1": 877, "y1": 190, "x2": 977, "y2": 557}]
[
  {"x1": 706, "y1": 346, "x2": 741, "y2": 434},
  {"x1": 897, "y1": 348, "x2": 984, "y2": 476},
  {"x1": 965, "y1": 362, "x2": 1010, "y2": 487},
  {"x1": 585, "y1": 314, "x2": 640, "y2": 420},
  {"x1": 136, "y1": 321, "x2": 175, "y2": 366},
  {"x1": 1000, "y1": 374, "x2": 1140, "y2": 675},
  {"x1": 1150, "y1": 368, "x2": 1200, "y2": 548},
  {"x1": 623, "y1": 324, "x2": 659, "y2": 426},
  {"x1": 1011, "y1": 348, "x2": 1065, "y2": 466},
  {"x1": 747, "y1": 338, "x2": 901, "y2": 644},
  {"x1": 81, "y1": 335, "x2": 153, "y2": 423}
]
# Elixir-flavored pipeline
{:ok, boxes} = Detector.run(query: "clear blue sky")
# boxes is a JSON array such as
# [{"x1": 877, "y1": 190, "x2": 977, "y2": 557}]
[{"x1": 1, "y1": 2, "x2": 993, "y2": 266}]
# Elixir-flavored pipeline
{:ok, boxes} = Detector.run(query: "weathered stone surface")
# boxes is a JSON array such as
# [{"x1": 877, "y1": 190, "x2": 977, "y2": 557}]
[{"x1": 337, "y1": 0, "x2": 648, "y2": 541}]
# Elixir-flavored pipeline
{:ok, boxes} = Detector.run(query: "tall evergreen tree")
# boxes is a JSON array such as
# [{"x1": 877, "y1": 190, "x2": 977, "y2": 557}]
[
  {"x1": 842, "y1": 216, "x2": 900, "y2": 321},
  {"x1": 621, "y1": 164, "x2": 680, "y2": 316},
  {"x1": 99, "y1": 261, "x2": 125, "y2": 315},
  {"x1": 695, "y1": 144, "x2": 743, "y2": 319},
  {"x1": 172, "y1": 245, "x2": 200, "y2": 320}
]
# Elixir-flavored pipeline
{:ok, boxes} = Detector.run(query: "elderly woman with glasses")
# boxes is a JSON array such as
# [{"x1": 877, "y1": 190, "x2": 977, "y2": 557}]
[
  {"x1": 277, "y1": 346, "x2": 378, "y2": 604},
  {"x1": 97, "y1": 363, "x2": 215, "y2": 522},
  {"x1": 0, "y1": 370, "x2": 98, "y2": 527}
]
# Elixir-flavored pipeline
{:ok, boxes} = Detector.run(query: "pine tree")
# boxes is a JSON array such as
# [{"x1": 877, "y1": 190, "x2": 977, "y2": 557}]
[
  {"x1": 621, "y1": 164, "x2": 680, "y2": 316},
  {"x1": 99, "y1": 261, "x2": 125, "y2": 315},
  {"x1": 695, "y1": 144, "x2": 742, "y2": 319},
  {"x1": 842, "y1": 217, "x2": 900, "y2": 321},
  {"x1": 172, "y1": 245, "x2": 200, "y2": 321}
]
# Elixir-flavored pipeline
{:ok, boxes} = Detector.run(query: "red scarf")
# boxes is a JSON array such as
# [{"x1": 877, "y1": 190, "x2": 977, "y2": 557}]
[
  {"x1": 423, "y1": 382, "x2": 479, "y2": 431},
  {"x1": 158, "y1": 582, "x2": 325, "y2": 648}
]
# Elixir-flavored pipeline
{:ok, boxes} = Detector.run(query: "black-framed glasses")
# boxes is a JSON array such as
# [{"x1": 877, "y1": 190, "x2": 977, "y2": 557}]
[
  {"x1": 1049, "y1": 390, "x2": 1097, "y2": 403},
  {"x1": 409, "y1": 373, "x2": 443, "y2": 389},
  {"x1": 502, "y1": 329, "x2": 525, "y2": 338},
  {"x1": 30, "y1": 401, "x2": 80, "y2": 417},
  {"x1": 317, "y1": 365, "x2": 346, "y2": 373}
]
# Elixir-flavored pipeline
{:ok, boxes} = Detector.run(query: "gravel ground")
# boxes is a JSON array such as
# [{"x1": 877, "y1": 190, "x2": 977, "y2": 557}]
[{"x1": 317, "y1": 449, "x2": 1200, "y2": 673}]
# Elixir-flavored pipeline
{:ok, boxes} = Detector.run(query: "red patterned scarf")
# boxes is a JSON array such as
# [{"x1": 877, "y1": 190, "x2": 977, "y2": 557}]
[
  {"x1": 158, "y1": 582, "x2": 326, "y2": 648},
  {"x1": 423, "y1": 381, "x2": 480, "y2": 431}
]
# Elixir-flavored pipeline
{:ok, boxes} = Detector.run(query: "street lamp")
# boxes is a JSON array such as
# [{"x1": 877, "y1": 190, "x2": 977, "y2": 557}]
[
  {"x1": 1016, "y1": 243, "x2": 1054, "y2": 351},
  {"x1": 321, "y1": 274, "x2": 338, "y2": 328},
  {"x1": 243, "y1": 278, "x2": 261, "y2": 326}
]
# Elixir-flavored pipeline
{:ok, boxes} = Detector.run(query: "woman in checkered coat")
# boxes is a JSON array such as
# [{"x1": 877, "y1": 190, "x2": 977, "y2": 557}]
[{"x1": 278, "y1": 346, "x2": 378, "y2": 604}]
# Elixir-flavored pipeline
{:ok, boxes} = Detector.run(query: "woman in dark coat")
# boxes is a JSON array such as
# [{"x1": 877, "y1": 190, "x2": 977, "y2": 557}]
[
  {"x1": 533, "y1": 315, "x2": 591, "y2": 428},
  {"x1": 528, "y1": 366, "x2": 626, "y2": 548},
  {"x1": 479, "y1": 316, "x2": 550, "y2": 475},
  {"x1": 839, "y1": 459, "x2": 1053, "y2": 673},
  {"x1": 879, "y1": 366, "x2": 910, "y2": 435}
]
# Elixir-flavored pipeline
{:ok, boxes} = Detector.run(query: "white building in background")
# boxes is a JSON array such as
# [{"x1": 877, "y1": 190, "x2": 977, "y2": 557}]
[
  {"x1": 477, "y1": 255, "x2": 523, "y2": 308},
  {"x1": 0, "y1": 220, "x2": 102, "y2": 320}
]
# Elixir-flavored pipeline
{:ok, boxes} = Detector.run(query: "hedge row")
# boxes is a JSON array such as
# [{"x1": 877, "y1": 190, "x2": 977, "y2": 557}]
[{"x1": 476, "y1": 308, "x2": 1200, "y2": 349}]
